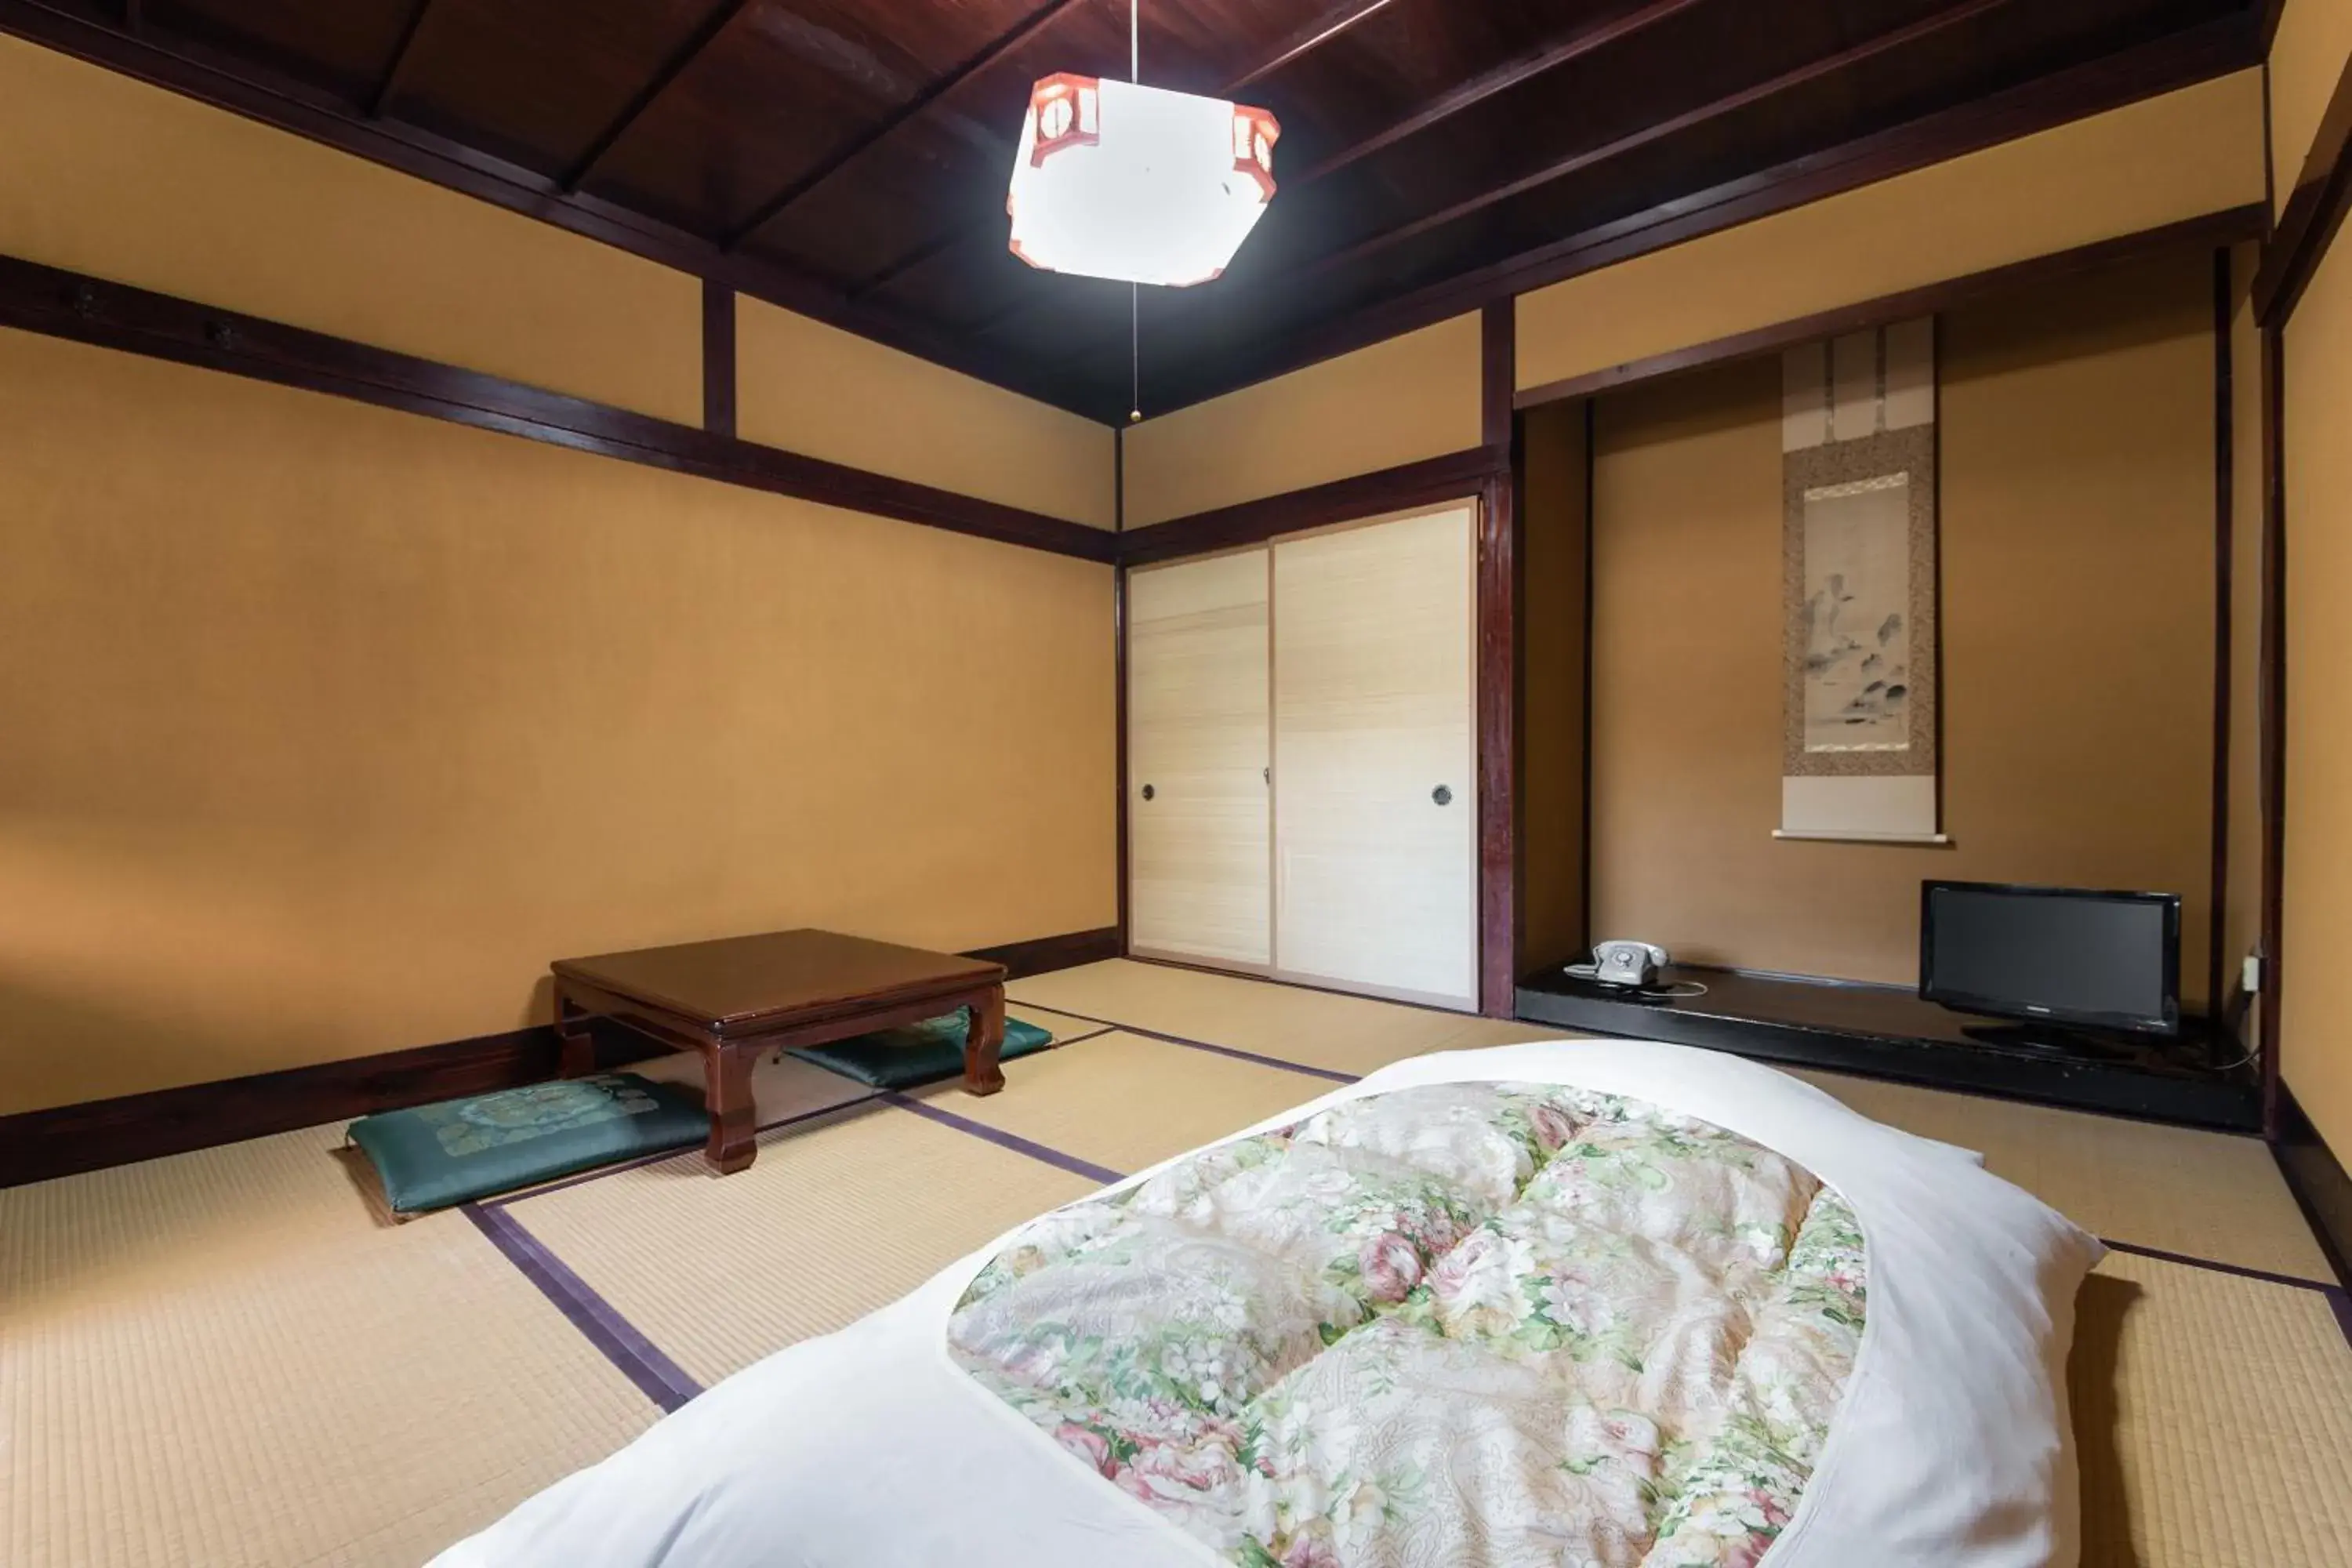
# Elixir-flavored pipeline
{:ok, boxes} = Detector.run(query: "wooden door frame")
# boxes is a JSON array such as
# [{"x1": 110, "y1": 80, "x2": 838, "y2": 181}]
[
  {"x1": 1110, "y1": 305, "x2": 1523, "y2": 1017},
  {"x1": 1477, "y1": 299, "x2": 1519, "y2": 1016}
]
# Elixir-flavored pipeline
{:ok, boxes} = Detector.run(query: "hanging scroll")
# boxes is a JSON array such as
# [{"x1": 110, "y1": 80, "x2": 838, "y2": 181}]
[{"x1": 1778, "y1": 319, "x2": 1942, "y2": 842}]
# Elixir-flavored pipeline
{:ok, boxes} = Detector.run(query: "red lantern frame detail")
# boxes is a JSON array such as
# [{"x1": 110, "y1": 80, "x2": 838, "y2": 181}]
[
  {"x1": 1231, "y1": 105, "x2": 1280, "y2": 203},
  {"x1": 1028, "y1": 73, "x2": 1101, "y2": 168}
]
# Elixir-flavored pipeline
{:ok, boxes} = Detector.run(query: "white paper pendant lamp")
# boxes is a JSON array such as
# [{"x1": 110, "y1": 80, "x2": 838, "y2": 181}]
[{"x1": 1007, "y1": 73, "x2": 1279, "y2": 288}]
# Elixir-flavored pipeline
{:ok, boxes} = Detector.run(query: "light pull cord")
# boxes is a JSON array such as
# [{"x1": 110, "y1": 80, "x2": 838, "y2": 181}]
[{"x1": 1129, "y1": 0, "x2": 1142, "y2": 424}]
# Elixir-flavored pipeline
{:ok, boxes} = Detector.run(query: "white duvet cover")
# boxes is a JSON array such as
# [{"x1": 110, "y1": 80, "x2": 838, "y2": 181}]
[{"x1": 434, "y1": 1039, "x2": 2103, "y2": 1568}]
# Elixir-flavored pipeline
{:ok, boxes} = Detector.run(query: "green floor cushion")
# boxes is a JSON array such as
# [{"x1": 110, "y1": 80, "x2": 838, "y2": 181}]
[
  {"x1": 789, "y1": 1008, "x2": 1055, "y2": 1090},
  {"x1": 347, "y1": 1073, "x2": 709, "y2": 1214}
]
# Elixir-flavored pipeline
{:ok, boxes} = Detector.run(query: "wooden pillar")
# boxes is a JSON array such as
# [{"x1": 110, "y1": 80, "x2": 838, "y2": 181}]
[
  {"x1": 1477, "y1": 299, "x2": 1519, "y2": 1017},
  {"x1": 702, "y1": 278, "x2": 737, "y2": 438}
]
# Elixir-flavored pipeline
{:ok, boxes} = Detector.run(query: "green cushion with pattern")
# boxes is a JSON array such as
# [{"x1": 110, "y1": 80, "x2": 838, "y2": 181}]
[
  {"x1": 347, "y1": 1073, "x2": 709, "y2": 1214},
  {"x1": 789, "y1": 1008, "x2": 1054, "y2": 1090}
]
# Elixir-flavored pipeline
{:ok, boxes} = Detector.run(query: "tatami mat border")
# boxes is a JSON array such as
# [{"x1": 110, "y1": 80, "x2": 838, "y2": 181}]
[
  {"x1": 2099, "y1": 1236, "x2": 2339, "y2": 1294},
  {"x1": 481, "y1": 1091, "x2": 888, "y2": 1208},
  {"x1": 464, "y1": 1202, "x2": 705, "y2": 1412},
  {"x1": 2098, "y1": 1237, "x2": 2352, "y2": 1348},
  {"x1": 441, "y1": 996, "x2": 2352, "y2": 1456},
  {"x1": 1000, "y1": 998, "x2": 1363, "y2": 1084},
  {"x1": 883, "y1": 1091, "x2": 1125, "y2": 1185},
  {"x1": 467, "y1": 1067, "x2": 1126, "y2": 1418},
  {"x1": 475, "y1": 1022, "x2": 1119, "y2": 1212},
  {"x1": 1119, "y1": 956, "x2": 1479, "y2": 1019}
]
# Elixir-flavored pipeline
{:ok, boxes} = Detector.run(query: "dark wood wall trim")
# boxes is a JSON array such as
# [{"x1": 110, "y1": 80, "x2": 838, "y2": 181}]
[
  {"x1": 1579, "y1": 397, "x2": 1599, "y2": 952},
  {"x1": 1116, "y1": 445, "x2": 1509, "y2": 568},
  {"x1": 0, "y1": 1022, "x2": 624, "y2": 1192},
  {"x1": 2274, "y1": 1081, "x2": 2352, "y2": 1289},
  {"x1": 701, "y1": 279, "x2": 737, "y2": 439},
  {"x1": 0, "y1": 0, "x2": 1083, "y2": 418},
  {"x1": 1152, "y1": 17, "x2": 2258, "y2": 419},
  {"x1": 1115, "y1": 426, "x2": 1131, "y2": 953},
  {"x1": 1516, "y1": 205, "x2": 2268, "y2": 409},
  {"x1": 2209, "y1": 246, "x2": 2234, "y2": 1026},
  {"x1": 0, "y1": 251, "x2": 1116, "y2": 564},
  {"x1": 0, "y1": 926, "x2": 1121, "y2": 1190},
  {"x1": 2258, "y1": 321, "x2": 2288, "y2": 1135},
  {"x1": 1113, "y1": 567, "x2": 1132, "y2": 953},
  {"x1": 2255, "y1": 33, "x2": 2352, "y2": 326},
  {"x1": 963, "y1": 925, "x2": 1123, "y2": 980},
  {"x1": 1477, "y1": 299, "x2": 1519, "y2": 1016}
]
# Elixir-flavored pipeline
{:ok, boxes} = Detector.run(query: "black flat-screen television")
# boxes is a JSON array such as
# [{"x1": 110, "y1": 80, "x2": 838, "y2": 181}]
[{"x1": 1919, "y1": 880, "x2": 2180, "y2": 1037}]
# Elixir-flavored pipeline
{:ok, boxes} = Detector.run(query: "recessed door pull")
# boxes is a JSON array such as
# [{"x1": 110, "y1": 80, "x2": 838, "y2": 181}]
[
  {"x1": 1141, "y1": 783, "x2": 1155, "y2": 800},
  {"x1": 1432, "y1": 785, "x2": 1452, "y2": 806}
]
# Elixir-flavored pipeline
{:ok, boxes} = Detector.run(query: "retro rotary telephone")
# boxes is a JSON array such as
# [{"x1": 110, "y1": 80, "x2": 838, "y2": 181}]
[
  {"x1": 1566, "y1": 940, "x2": 1671, "y2": 989},
  {"x1": 1563, "y1": 941, "x2": 1709, "y2": 1000}
]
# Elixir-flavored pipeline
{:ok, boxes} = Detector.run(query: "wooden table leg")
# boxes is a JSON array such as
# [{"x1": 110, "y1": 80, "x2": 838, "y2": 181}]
[
  {"x1": 704, "y1": 1040, "x2": 758, "y2": 1174},
  {"x1": 554, "y1": 981, "x2": 596, "y2": 1079},
  {"x1": 963, "y1": 985, "x2": 1007, "y2": 1097}
]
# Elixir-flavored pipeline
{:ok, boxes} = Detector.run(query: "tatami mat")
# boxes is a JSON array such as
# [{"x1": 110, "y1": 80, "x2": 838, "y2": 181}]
[
  {"x1": 1, "y1": 1124, "x2": 659, "y2": 1568},
  {"x1": 13, "y1": 960, "x2": 2350, "y2": 1567},
  {"x1": 623, "y1": 1002, "x2": 1109, "y2": 1117},
  {"x1": 499, "y1": 1102, "x2": 1095, "y2": 1388},
  {"x1": 909, "y1": 1028, "x2": 1333, "y2": 1174},
  {"x1": 2073, "y1": 1249, "x2": 2352, "y2": 1566},
  {"x1": 1004, "y1": 1003, "x2": 1123, "y2": 1044},
  {"x1": 627, "y1": 1046, "x2": 878, "y2": 1129},
  {"x1": 1790, "y1": 1068, "x2": 2333, "y2": 1281},
  {"x1": 1008, "y1": 958, "x2": 1564, "y2": 1076}
]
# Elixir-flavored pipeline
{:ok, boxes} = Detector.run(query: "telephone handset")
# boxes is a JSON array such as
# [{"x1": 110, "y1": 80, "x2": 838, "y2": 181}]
[{"x1": 1566, "y1": 940, "x2": 1670, "y2": 989}]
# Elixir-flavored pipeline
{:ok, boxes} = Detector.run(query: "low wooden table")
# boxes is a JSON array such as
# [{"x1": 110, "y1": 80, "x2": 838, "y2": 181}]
[{"x1": 550, "y1": 928, "x2": 1007, "y2": 1174}]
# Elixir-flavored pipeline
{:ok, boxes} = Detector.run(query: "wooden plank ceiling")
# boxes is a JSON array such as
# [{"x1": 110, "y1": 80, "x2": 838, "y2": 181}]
[{"x1": 8, "y1": 0, "x2": 2256, "y2": 423}]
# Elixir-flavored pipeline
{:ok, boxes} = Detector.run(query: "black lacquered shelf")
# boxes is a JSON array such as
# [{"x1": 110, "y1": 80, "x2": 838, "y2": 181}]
[{"x1": 1515, "y1": 965, "x2": 2260, "y2": 1132}]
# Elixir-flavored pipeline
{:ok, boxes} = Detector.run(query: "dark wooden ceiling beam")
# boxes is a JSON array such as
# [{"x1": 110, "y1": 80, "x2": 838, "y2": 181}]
[
  {"x1": 964, "y1": 0, "x2": 1711, "y2": 342},
  {"x1": 723, "y1": 0, "x2": 1092, "y2": 252},
  {"x1": 1116, "y1": 445, "x2": 1504, "y2": 565},
  {"x1": 1021, "y1": 0, "x2": 2017, "y2": 369},
  {"x1": 843, "y1": 0, "x2": 1398, "y2": 299},
  {"x1": 1294, "y1": 0, "x2": 2018, "y2": 283},
  {"x1": 1058, "y1": 13, "x2": 2256, "y2": 419},
  {"x1": 368, "y1": 0, "x2": 437, "y2": 118},
  {"x1": 2254, "y1": 15, "x2": 2352, "y2": 325},
  {"x1": 1515, "y1": 203, "x2": 2264, "y2": 407},
  {"x1": 2262, "y1": 0, "x2": 2290, "y2": 52},
  {"x1": 0, "y1": 251, "x2": 1120, "y2": 561},
  {"x1": 0, "y1": 0, "x2": 1100, "y2": 417},
  {"x1": 1291, "y1": 0, "x2": 1708, "y2": 186},
  {"x1": 561, "y1": 0, "x2": 761, "y2": 194},
  {"x1": 1228, "y1": 0, "x2": 1403, "y2": 92}
]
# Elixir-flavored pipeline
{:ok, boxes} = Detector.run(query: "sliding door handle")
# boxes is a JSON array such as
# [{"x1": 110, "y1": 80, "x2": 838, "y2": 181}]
[
  {"x1": 1140, "y1": 783, "x2": 1155, "y2": 801},
  {"x1": 1432, "y1": 785, "x2": 1453, "y2": 806}
]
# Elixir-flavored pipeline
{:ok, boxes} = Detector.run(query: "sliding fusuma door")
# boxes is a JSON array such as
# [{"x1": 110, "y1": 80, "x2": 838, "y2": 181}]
[
  {"x1": 1272, "y1": 505, "x2": 1479, "y2": 1008},
  {"x1": 1127, "y1": 549, "x2": 1272, "y2": 969}
]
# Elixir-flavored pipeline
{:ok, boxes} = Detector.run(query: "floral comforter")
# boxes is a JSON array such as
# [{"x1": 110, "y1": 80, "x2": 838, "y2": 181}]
[{"x1": 948, "y1": 1082, "x2": 1868, "y2": 1568}]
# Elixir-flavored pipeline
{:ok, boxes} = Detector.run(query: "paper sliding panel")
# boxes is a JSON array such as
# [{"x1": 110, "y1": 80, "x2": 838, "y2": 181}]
[
  {"x1": 1127, "y1": 550, "x2": 1272, "y2": 968},
  {"x1": 1272, "y1": 506, "x2": 1478, "y2": 1010}
]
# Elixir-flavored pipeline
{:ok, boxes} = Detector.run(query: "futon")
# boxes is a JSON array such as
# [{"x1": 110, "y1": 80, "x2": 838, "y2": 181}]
[{"x1": 432, "y1": 1039, "x2": 2100, "y2": 1567}]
